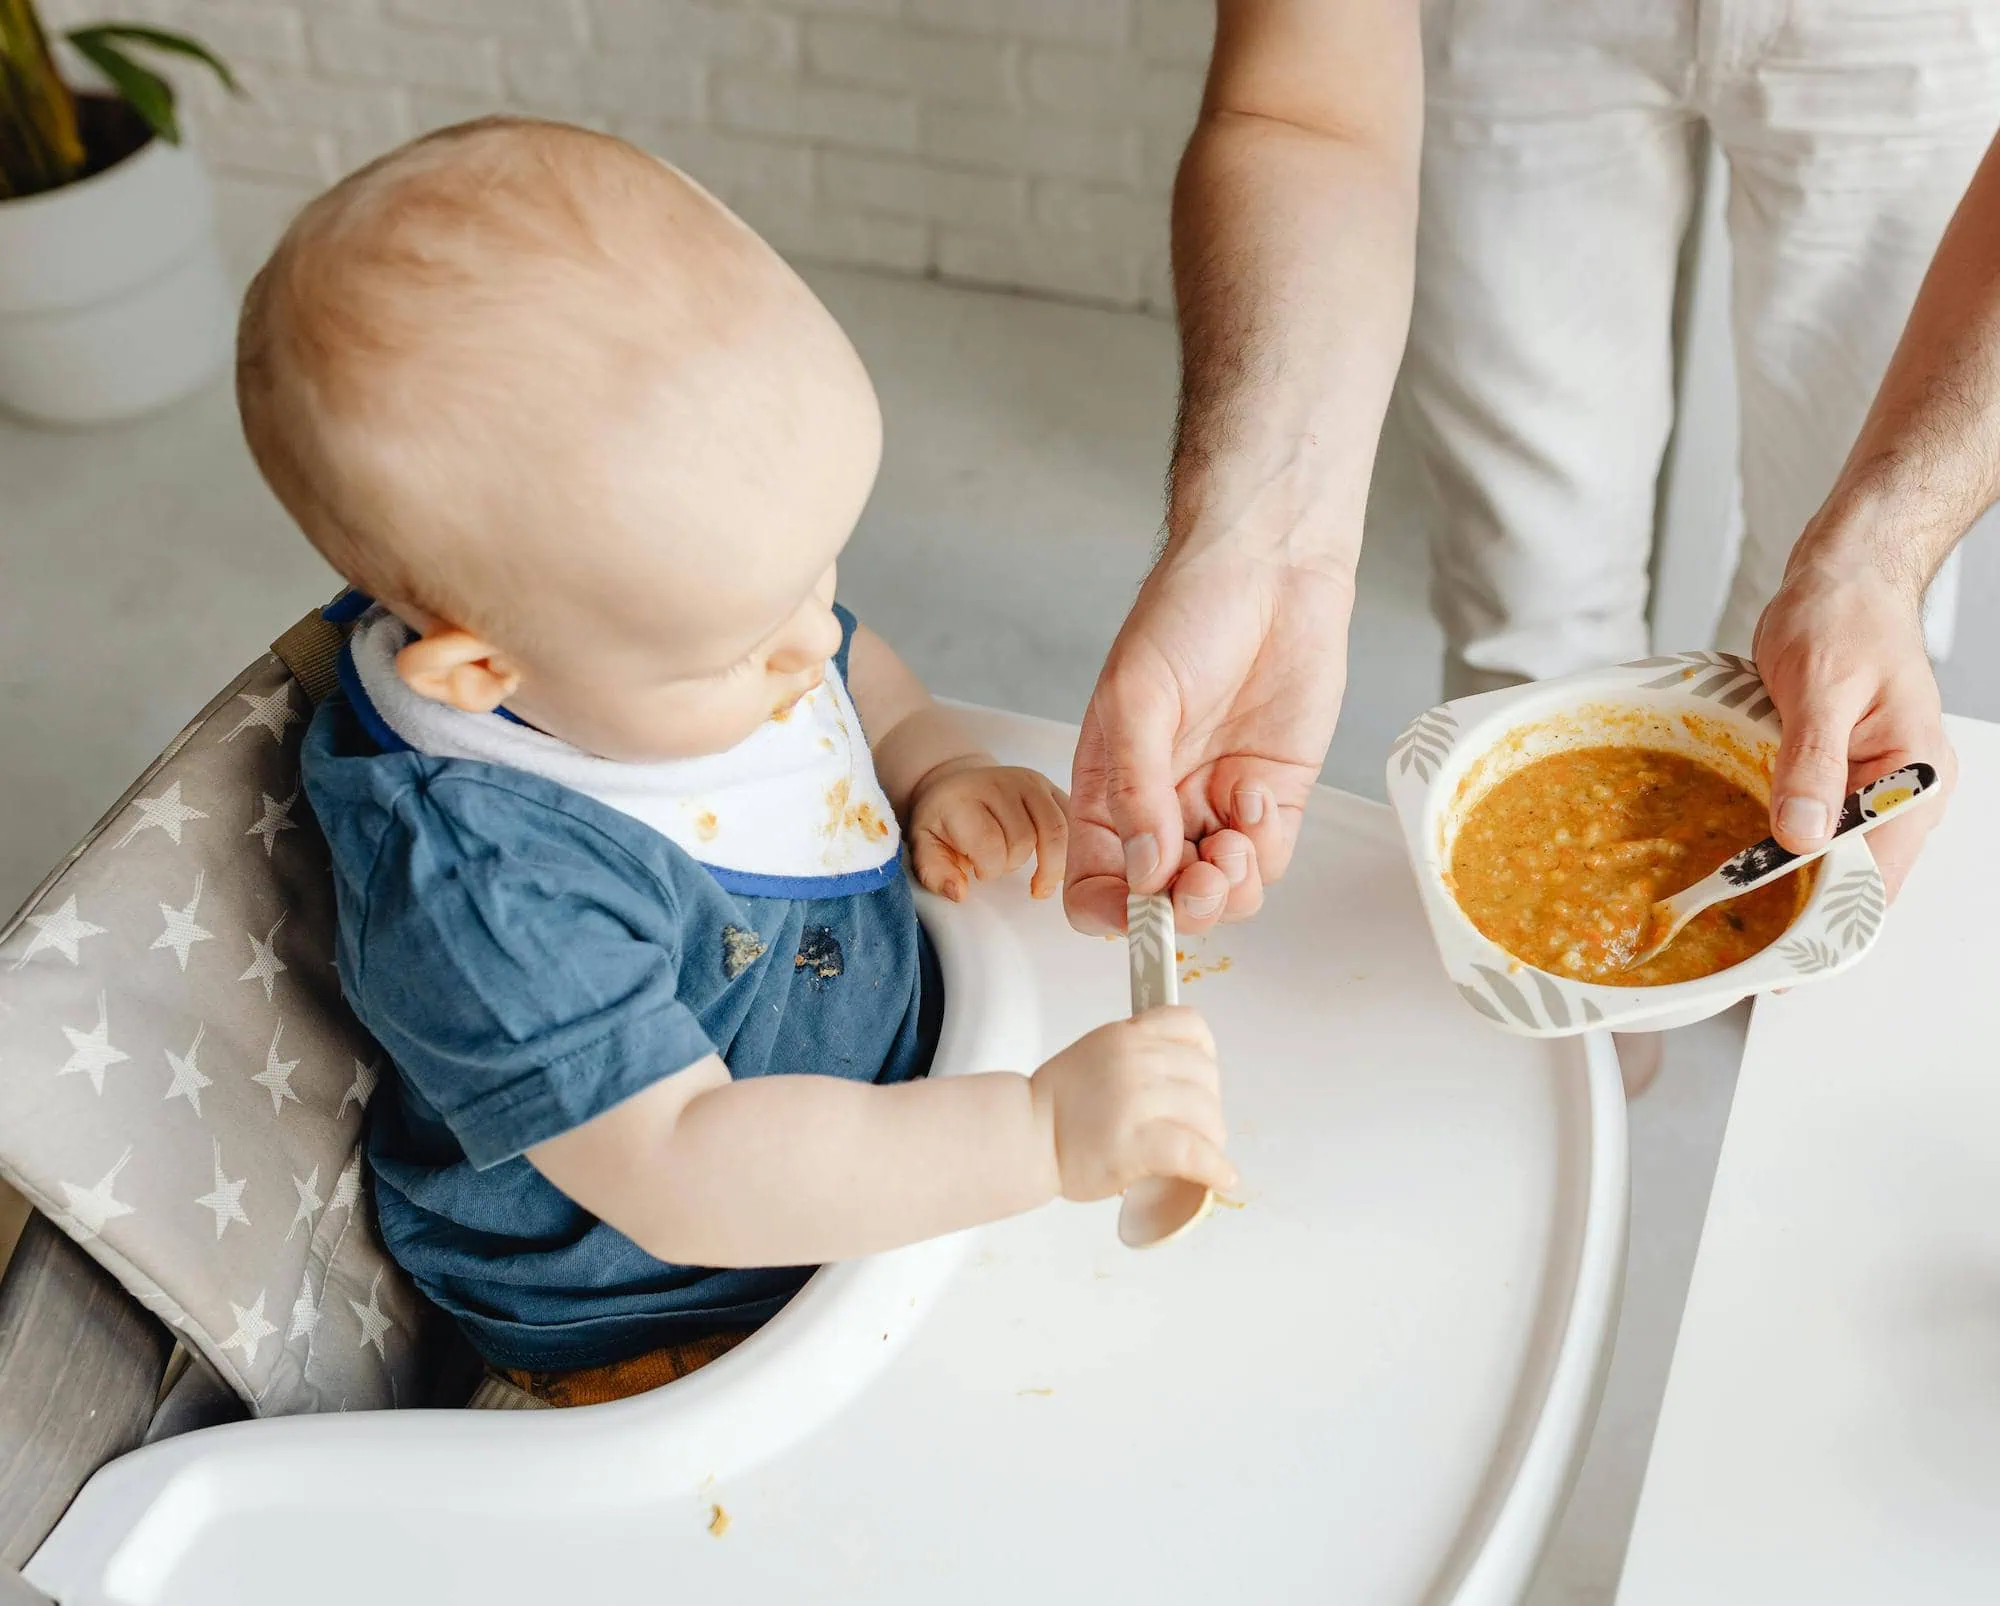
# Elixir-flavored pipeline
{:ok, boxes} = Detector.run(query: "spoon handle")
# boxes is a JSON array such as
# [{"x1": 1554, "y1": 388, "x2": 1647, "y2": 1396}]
[
  {"x1": 1126, "y1": 892, "x2": 1179, "y2": 1013},
  {"x1": 1118, "y1": 894, "x2": 1213, "y2": 1249},
  {"x1": 1708, "y1": 762, "x2": 1941, "y2": 898}
]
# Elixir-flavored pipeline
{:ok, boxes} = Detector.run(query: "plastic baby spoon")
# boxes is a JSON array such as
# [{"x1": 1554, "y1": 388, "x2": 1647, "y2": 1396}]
[
  {"x1": 1116, "y1": 892, "x2": 1215, "y2": 1249},
  {"x1": 1622, "y1": 762, "x2": 1941, "y2": 971}
]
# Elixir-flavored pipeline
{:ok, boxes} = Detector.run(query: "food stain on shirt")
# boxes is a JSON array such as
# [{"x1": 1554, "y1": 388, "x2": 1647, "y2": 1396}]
[
  {"x1": 708, "y1": 1504, "x2": 731, "y2": 1538},
  {"x1": 796, "y1": 926, "x2": 844, "y2": 982},
  {"x1": 694, "y1": 809, "x2": 720, "y2": 843},
  {"x1": 720, "y1": 925, "x2": 767, "y2": 980}
]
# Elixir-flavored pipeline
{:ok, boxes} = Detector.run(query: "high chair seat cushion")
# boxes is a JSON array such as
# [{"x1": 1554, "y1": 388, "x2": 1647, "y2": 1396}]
[{"x1": 0, "y1": 648, "x2": 433, "y2": 1413}]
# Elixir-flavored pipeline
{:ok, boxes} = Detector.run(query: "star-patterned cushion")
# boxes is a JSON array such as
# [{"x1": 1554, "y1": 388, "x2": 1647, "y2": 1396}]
[{"x1": 0, "y1": 649, "x2": 436, "y2": 1413}]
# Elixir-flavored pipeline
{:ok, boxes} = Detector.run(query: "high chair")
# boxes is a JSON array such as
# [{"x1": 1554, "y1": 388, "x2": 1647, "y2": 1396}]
[{"x1": 0, "y1": 605, "x2": 1626, "y2": 1606}]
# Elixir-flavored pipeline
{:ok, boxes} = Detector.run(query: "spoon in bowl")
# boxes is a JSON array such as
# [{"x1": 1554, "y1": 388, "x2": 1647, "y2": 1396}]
[{"x1": 1620, "y1": 762, "x2": 1941, "y2": 971}]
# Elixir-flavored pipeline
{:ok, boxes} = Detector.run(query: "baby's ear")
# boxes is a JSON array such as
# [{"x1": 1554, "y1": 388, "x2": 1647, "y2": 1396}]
[{"x1": 395, "y1": 628, "x2": 523, "y2": 714}]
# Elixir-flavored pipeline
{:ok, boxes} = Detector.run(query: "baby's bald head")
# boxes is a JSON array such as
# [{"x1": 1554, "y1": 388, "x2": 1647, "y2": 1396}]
[{"x1": 238, "y1": 117, "x2": 880, "y2": 667}]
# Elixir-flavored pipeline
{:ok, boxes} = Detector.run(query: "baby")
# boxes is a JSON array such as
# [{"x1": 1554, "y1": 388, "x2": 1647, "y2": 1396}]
[{"x1": 241, "y1": 117, "x2": 1233, "y2": 1406}]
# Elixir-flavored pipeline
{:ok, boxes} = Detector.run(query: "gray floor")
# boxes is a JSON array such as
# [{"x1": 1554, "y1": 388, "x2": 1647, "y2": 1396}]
[{"x1": 3, "y1": 177, "x2": 1992, "y2": 1601}]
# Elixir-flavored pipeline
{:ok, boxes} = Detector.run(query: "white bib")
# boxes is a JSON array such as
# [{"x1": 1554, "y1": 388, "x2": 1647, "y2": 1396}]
[{"x1": 341, "y1": 605, "x2": 904, "y2": 898}]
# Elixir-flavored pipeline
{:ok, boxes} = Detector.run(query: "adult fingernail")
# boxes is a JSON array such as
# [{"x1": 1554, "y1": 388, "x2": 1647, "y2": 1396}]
[
  {"x1": 1124, "y1": 833, "x2": 1160, "y2": 884},
  {"x1": 1234, "y1": 786, "x2": 1266, "y2": 827},
  {"x1": 1778, "y1": 797, "x2": 1829, "y2": 842},
  {"x1": 1183, "y1": 891, "x2": 1224, "y2": 918},
  {"x1": 1219, "y1": 848, "x2": 1248, "y2": 885}
]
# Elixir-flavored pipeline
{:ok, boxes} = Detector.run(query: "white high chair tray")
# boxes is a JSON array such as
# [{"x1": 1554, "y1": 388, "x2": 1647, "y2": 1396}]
[{"x1": 29, "y1": 709, "x2": 1626, "y2": 1606}]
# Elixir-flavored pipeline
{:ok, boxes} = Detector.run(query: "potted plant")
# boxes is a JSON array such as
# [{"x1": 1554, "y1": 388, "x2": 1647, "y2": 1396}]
[{"x1": 0, "y1": 0, "x2": 238, "y2": 424}]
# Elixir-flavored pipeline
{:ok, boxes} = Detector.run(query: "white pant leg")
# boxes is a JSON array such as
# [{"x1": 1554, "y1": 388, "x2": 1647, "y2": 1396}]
[
  {"x1": 1709, "y1": 0, "x2": 2000, "y2": 659},
  {"x1": 1397, "y1": 4, "x2": 1699, "y2": 697}
]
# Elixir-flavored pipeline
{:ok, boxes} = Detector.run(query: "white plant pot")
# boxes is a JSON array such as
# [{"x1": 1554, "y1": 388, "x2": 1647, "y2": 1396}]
[{"x1": 0, "y1": 130, "x2": 233, "y2": 426}]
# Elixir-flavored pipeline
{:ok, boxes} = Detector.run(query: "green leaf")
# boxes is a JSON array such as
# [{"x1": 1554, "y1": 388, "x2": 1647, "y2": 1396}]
[
  {"x1": 64, "y1": 30, "x2": 178, "y2": 142},
  {"x1": 68, "y1": 23, "x2": 238, "y2": 94}
]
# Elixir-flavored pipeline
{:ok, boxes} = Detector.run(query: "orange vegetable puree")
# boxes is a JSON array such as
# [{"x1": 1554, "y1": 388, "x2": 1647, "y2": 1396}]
[{"x1": 1447, "y1": 746, "x2": 1807, "y2": 987}]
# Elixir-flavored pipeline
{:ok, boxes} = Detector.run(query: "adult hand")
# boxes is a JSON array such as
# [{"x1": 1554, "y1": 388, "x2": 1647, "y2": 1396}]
[
  {"x1": 1753, "y1": 549, "x2": 1954, "y2": 901},
  {"x1": 1064, "y1": 548, "x2": 1353, "y2": 935}
]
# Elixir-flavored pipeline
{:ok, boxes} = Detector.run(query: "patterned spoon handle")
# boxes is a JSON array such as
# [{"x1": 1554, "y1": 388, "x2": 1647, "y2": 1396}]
[
  {"x1": 1126, "y1": 891, "x2": 1178, "y2": 1013},
  {"x1": 1710, "y1": 763, "x2": 1941, "y2": 896},
  {"x1": 1117, "y1": 894, "x2": 1212, "y2": 1248},
  {"x1": 1631, "y1": 763, "x2": 1942, "y2": 970}
]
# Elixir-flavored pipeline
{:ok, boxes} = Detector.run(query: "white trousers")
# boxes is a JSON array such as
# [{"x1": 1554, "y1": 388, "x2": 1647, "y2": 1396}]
[{"x1": 1396, "y1": 0, "x2": 2000, "y2": 696}]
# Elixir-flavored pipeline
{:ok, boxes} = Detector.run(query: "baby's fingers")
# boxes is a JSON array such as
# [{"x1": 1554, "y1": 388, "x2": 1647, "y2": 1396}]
[
  {"x1": 1132, "y1": 1004, "x2": 1217, "y2": 1063},
  {"x1": 1144, "y1": 1075, "x2": 1228, "y2": 1149},
  {"x1": 1139, "y1": 1122, "x2": 1237, "y2": 1194},
  {"x1": 937, "y1": 795, "x2": 1015, "y2": 880},
  {"x1": 911, "y1": 830, "x2": 975, "y2": 902},
  {"x1": 1022, "y1": 780, "x2": 1069, "y2": 899},
  {"x1": 984, "y1": 792, "x2": 1043, "y2": 877}
]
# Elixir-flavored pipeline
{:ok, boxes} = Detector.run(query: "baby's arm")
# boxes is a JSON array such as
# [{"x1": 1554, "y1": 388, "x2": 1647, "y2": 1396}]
[
  {"x1": 844, "y1": 622, "x2": 993, "y2": 811},
  {"x1": 527, "y1": 1009, "x2": 1231, "y2": 1268},
  {"x1": 845, "y1": 623, "x2": 1068, "y2": 899}
]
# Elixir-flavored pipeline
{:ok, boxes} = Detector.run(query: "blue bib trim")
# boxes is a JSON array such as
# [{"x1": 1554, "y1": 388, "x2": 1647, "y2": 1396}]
[
  {"x1": 321, "y1": 587, "x2": 374, "y2": 625},
  {"x1": 697, "y1": 860, "x2": 904, "y2": 899}
]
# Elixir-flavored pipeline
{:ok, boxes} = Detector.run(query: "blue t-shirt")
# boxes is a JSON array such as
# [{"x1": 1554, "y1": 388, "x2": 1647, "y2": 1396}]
[{"x1": 300, "y1": 612, "x2": 942, "y2": 1371}]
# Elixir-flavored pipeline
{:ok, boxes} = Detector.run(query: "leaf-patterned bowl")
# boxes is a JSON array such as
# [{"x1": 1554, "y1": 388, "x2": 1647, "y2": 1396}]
[{"x1": 1384, "y1": 652, "x2": 1888, "y2": 1038}]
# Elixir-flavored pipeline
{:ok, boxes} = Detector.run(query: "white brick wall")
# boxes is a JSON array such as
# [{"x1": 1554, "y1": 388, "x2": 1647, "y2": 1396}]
[{"x1": 40, "y1": 0, "x2": 1213, "y2": 310}]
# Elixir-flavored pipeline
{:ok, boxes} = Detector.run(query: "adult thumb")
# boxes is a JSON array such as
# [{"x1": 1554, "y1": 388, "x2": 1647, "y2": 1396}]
[
  {"x1": 1769, "y1": 684, "x2": 1865, "y2": 853},
  {"x1": 1096, "y1": 676, "x2": 1186, "y2": 897}
]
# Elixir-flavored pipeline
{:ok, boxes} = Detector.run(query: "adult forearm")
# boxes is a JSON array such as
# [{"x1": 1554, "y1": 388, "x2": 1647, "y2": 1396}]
[
  {"x1": 640, "y1": 1071, "x2": 1053, "y2": 1267},
  {"x1": 1166, "y1": 109, "x2": 1418, "y2": 578},
  {"x1": 1796, "y1": 132, "x2": 2000, "y2": 595}
]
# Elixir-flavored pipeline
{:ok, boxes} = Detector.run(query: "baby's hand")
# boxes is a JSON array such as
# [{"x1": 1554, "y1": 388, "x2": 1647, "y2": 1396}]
[
  {"x1": 909, "y1": 761, "x2": 1069, "y2": 901},
  {"x1": 1030, "y1": 1006, "x2": 1234, "y2": 1202}
]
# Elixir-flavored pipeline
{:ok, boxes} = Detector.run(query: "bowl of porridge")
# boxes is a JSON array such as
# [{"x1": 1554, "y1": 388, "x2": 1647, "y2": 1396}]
[{"x1": 1385, "y1": 652, "x2": 1888, "y2": 1037}]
